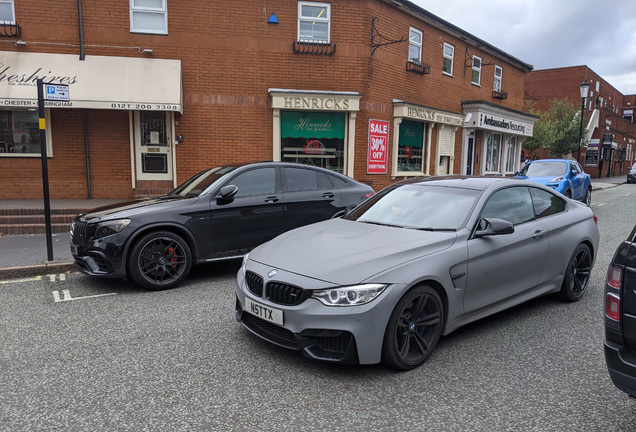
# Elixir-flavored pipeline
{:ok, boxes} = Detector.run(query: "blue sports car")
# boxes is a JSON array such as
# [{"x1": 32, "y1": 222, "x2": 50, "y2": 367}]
[{"x1": 514, "y1": 159, "x2": 592, "y2": 206}]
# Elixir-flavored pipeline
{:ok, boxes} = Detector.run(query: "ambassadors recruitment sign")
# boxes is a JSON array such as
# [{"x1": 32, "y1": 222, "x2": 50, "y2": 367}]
[{"x1": 368, "y1": 119, "x2": 389, "y2": 174}]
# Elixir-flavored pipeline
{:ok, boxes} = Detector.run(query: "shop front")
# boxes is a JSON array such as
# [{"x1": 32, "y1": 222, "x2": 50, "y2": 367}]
[
  {"x1": 0, "y1": 50, "x2": 182, "y2": 199},
  {"x1": 391, "y1": 101, "x2": 464, "y2": 177},
  {"x1": 269, "y1": 90, "x2": 361, "y2": 177},
  {"x1": 461, "y1": 101, "x2": 538, "y2": 176}
]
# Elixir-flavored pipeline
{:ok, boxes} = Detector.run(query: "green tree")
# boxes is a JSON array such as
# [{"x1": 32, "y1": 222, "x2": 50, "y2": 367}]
[
  {"x1": 524, "y1": 99, "x2": 588, "y2": 159},
  {"x1": 523, "y1": 100, "x2": 552, "y2": 160}
]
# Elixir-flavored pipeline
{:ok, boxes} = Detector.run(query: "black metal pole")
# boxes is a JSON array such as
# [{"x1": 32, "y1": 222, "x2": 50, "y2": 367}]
[
  {"x1": 37, "y1": 79, "x2": 54, "y2": 261},
  {"x1": 576, "y1": 97, "x2": 585, "y2": 163}
]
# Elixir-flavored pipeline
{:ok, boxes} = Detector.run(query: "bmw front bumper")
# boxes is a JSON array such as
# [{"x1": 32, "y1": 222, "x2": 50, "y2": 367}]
[{"x1": 235, "y1": 260, "x2": 407, "y2": 365}]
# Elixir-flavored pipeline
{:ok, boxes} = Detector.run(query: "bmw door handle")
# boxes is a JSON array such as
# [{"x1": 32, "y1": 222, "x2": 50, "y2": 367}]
[
  {"x1": 264, "y1": 196, "x2": 279, "y2": 203},
  {"x1": 322, "y1": 192, "x2": 335, "y2": 198},
  {"x1": 532, "y1": 230, "x2": 546, "y2": 239}
]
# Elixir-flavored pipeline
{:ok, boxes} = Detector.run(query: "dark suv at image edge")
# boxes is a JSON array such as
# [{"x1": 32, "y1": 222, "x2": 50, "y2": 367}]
[{"x1": 605, "y1": 224, "x2": 636, "y2": 397}]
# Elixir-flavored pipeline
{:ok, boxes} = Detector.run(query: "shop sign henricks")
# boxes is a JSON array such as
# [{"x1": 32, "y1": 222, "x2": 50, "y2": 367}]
[{"x1": 368, "y1": 119, "x2": 389, "y2": 174}]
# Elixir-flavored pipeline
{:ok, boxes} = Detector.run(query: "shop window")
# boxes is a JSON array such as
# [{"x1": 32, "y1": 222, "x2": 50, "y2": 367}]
[
  {"x1": 505, "y1": 136, "x2": 517, "y2": 173},
  {"x1": 471, "y1": 56, "x2": 482, "y2": 85},
  {"x1": 442, "y1": 42, "x2": 454, "y2": 76},
  {"x1": 408, "y1": 27, "x2": 423, "y2": 63},
  {"x1": 485, "y1": 133, "x2": 501, "y2": 173},
  {"x1": 0, "y1": 109, "x2": 49, "y2": 156},
  {"x1": 494, "y1": 66, "x2": 502, "y2": 92},
  {"x1": 0, "y1": 0, "x2": 15, "y2": 24},
  {"x1": 130, "y1": 0, "x2": 167, "y2": 35},
  {"x1": 140, "y1": 111, "x2": 166, "y2": 146},
  {"x1": 280, "y1": 111, "x2": 345, "y2": 173},
  {"x1": 397, "y1": 120, "x2": 424, "y2": 173},
  {"x1": 298, "y1": 1, "x2": 330, "y2": 43}
]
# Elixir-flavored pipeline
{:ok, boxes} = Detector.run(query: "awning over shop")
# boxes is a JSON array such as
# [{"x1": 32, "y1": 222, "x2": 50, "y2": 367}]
[
  {"x1": 0, "y1": 51, "x2": 182, "y2": 113},
  {"x1": 462, "y1": 100, "x2": 538, "y2": 138}
]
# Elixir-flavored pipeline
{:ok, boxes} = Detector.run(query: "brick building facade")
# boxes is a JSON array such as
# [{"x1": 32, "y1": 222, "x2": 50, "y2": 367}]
[
  {"x1": 525, "y1": 65, "x2": 636, "y2": 178},
  {"x1": 0, "y1": 0, "x2": 537, "y2": 199}
]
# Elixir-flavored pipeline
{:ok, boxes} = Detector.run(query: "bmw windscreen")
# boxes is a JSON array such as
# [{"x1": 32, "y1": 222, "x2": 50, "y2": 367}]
[{"x1": 345, "y1": 185, "x2": 479, "y2": 231}]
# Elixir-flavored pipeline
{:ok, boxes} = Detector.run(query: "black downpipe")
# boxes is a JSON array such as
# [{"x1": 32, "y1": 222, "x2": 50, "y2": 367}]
[
  {"x1": 77, "y1": 0, "x2": 84, "y2": 60},
  {"x1": 78, "y1": 0, "x2": 89, "y2": 197},
  {"x1": 84, "y1": 109, "x2": 91, "y2": 199}
]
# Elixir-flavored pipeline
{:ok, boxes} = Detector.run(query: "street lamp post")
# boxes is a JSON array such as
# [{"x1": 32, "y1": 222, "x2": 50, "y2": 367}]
[{"x1": 576, "y1": 79, "x2": 590, "y2": 163}]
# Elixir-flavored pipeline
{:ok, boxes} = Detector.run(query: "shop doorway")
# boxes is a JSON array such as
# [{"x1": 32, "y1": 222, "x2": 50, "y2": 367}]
[
  {"x1": 134, "y1": 111, "x2": 174, "y2": 182},
  {"x1": 465, "y1": 132, "x2": 475, "y2": 175}
]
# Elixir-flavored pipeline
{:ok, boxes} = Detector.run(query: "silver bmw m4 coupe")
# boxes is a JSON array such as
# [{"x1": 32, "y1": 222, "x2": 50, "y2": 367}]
[{"x1": 236, "y1": 176, "x2": 599, "y2": 370}]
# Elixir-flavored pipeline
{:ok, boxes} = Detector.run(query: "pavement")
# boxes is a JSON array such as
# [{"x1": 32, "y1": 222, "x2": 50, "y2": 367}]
[{"x1": 0, "y1": 175, "x2": 628, "y2": 280}]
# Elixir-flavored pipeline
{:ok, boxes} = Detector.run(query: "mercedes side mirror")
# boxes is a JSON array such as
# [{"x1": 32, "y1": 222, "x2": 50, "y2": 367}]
[{"x1": 217, "y1": 185, "x2": 238, "y2": 204}]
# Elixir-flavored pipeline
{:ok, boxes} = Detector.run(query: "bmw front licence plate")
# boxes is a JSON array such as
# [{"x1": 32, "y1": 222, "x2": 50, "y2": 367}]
[{"x1": 245, "y1": 297, "x2": 284, "y2": 326}]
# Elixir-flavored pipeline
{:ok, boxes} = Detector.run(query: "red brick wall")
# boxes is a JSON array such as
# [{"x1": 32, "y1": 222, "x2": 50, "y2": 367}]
[{"x1": 1, "y1": 0, "x2": 531, "y2": 197}]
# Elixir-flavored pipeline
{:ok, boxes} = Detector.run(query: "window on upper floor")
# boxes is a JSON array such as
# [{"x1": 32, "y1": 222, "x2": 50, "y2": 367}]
[
  {"x1": 494, "y1": 66, "x2": 502, "y2": 92},
  {"x1": 0, "y1": 0, "x2": 14, "y2": 24},
  {"x1": 409, "y1": 28, "x2": 423, "y2": 63},
  {"x1": 298, "y1": 1, "x2": 330, "y2": 43},
  {"x1": 442, "y1": 42, "x2": 454, "y2": 75},
  {"x1": 130, "y1": 0, "x2": 167, "y2": 35},
  {"x1": 471, "y1": 55, "x2": 482, "y2": 85}
]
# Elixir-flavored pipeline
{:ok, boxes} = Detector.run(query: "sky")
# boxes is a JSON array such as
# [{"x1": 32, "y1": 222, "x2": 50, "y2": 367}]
[{"x1": 409, "y1": 0, "x2": 636, "y2": 95}]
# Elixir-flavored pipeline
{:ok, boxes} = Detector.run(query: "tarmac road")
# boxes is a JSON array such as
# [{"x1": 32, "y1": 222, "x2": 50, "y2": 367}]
[{"x1": 1, "y1": 185, "x2": 636, "y2": 431}]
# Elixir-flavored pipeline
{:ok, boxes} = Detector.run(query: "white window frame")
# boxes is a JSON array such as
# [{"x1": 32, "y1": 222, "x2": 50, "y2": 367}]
[
  {"x1": 505, "y1": 136, "x2": 517, "y2": 173},
  {"x1": 472, "y1": 55, "x2": 482, "y2": 86},
  {"x1": 130, "y1": 0, "x2": 167, "y2": 35},
  {"x1": 485, "y1": 133, "x2": 501, "y2": 174},
  {"x1": 298, "y1": 1, "x2": 331, "y2": 43},
  {"x1": 0, "y1": 108, "x2": 54, "y2": 158},
  {"x1": 0, "y1": 0, "x2": 15, "y2": 24},
  {"x1": 442, "y1": 42, "x2": 454, "y2": 76},
  {"x1": 408, "y1": 27, "x2": 423, "y2": 63},
  {"x1": 494, "y1": 65, "x2": 503, "y2": 92}
]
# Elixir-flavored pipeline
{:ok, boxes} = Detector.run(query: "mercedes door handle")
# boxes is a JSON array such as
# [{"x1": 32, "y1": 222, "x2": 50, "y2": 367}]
[
  {"x1": 532, "y1": 230, "x2": 546, "y2": 239},
  {"x1": 264, "y1": 196, "x2": 279, "y2": 203},
  {"x1": 322, "y1": 193, "x2": 335, "y2": 198}
]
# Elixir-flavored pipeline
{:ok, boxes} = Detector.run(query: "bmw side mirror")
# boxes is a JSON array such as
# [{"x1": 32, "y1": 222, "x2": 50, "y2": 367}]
[
  {"x1": 474, "y1": 217, "x2": 514, "y2": 237},
  {"x1": 217, "y1": 185, "x2": 238, "y2": 204}
]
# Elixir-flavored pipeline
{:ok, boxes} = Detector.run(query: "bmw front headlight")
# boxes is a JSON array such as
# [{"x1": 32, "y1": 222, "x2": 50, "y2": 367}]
[
  {"x1": 311, "y1": 284, "x2": 387, "y2": 306},
  {"x1": 240, "y1": 253, "x2": 249, "y2": 277},
  {"x1": 94, "y1": 219, "x2": 131, "y2": 239}
]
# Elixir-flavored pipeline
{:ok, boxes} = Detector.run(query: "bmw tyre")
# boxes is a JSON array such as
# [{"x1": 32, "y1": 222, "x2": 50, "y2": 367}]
[
  {"x1": 127, "y1": 231, "x2": 192, "y2": 290},
  {"x1": 559, "y1": 243, "x2": 591, "y2": 302},
  {"x1": 382, "y1": 285, "x2": 444, "y2": 370}
]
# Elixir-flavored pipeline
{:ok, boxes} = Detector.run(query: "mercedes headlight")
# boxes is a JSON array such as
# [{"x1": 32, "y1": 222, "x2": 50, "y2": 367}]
[
  {"x1": 94, "y1": 219, "x2": 131, "y2": 239},
  {"x1": 311, "y1": 284, "x2": 387, "y2": 306}
]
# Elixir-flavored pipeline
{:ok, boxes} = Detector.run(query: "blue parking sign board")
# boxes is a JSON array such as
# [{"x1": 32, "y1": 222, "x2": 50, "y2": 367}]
[{"x1": 45, "y1": 84, "x2": 70, "y2": 101}]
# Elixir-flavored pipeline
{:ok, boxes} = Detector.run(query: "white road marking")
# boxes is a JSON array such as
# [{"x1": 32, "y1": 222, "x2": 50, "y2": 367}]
[
  {"x1": 49, "y1": 275, "x2": 56, "y2": 282},
  {"x1": 59, "y1": 274, "x2": 66, "y2": 281},
  {"x1": 0, "y1": 276, "x2": 44, "y2": 285},
  {"x1": 597, "y1": 203, "x2": 606, "y2": 206},
  {"x1": 53, "y1": 289, "x2": 117, "y2": 303}
]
